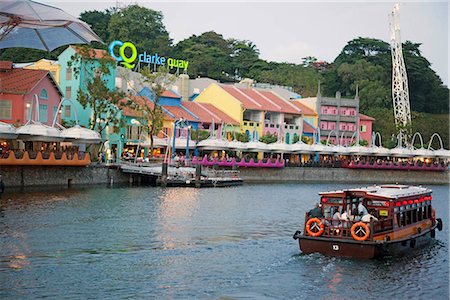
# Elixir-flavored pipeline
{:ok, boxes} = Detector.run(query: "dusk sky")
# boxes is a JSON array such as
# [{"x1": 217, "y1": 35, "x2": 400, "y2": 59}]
[{"x1": 45, "y1": 0, "x2": 449, "y2": 85}]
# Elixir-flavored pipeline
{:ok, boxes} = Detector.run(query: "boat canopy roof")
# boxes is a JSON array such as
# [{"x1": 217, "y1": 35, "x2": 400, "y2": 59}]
[{"x1": 319, "y1": 184, "x2": 432, "y2": 200}]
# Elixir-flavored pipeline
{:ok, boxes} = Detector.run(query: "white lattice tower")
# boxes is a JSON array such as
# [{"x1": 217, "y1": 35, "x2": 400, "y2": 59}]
[{"x1": 389, "y1": 4, "x2": 411, "y2": 133}]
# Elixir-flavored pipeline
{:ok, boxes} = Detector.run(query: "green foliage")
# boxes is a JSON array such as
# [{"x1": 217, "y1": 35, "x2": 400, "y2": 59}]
[
  {"x1": 108, "y1": 5, "x2": 172, "y2": 56},
  {"x1": 235, "y1": 132, "x2": 249, "y2": 143},
  {"x1": 259, "y1": 132, "x2": 278, "y2": 144},
  {"x1": 293, "y1": 134, "x2": 300, "y2": 143},
  {"x1": 80, "y1": 9, "x2": 114, "y2": 47},
  {"x1": 191, "y1": 130, "x2": 210, "y2": 141},
  {"x1": 68, "y1": 46, "x2": 125, "y2": 131}
]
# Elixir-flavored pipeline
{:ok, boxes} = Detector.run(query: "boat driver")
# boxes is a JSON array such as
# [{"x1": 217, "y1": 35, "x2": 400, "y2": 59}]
[{"x1": 308, "y1": 203, "x2": 324, "y2": 218}]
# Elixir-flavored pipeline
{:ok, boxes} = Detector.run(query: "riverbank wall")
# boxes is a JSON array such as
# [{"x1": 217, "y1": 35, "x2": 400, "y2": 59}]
[
  {"x1": 0, "y1": 165, "x2": 448, "y2": 188},
  {"x1": 239, "y1": 167, "x2": 449, "y2": 185},
  {"x1": 0, "y1": 164, "x2": 129, "y2": 188}
]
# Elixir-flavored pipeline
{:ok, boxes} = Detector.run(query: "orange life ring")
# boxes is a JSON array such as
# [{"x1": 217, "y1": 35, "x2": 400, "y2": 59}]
[
  {"x1": 306, "y1": 217, "x2": 325, "y2": 237},
  {"x1": 351, "y1": 222, "x2": 370, "y2": 241}
]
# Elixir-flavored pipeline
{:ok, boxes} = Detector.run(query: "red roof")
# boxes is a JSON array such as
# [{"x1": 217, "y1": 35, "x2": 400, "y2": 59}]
[
  {"x1": 303, "y1": 120, "x2": 316, "y2": 134},
  {"x1": 359, "y1": 113, "x2": 375, "y2": 121},
  {"x1": 71, "y1": 46, "x2": 110, "y2": 59},
  {"x1": 162, "y1": 105, "x2": 198, "y2": 122},
  {"x1": 220, "y1": 85, "x2": 301, "y2": 114},
  {"x1": 120, "y1": 96, "x2": 173, "y2": 120},
  {"x1": 181, "y1": 101, "x2": 239, "y2": 125},
  {"x1": 291, "y1": 101, "x2": 317, "y2": 116},
  {"x1": 256, "y1": 90, "x2": 302, "y2": 114},
  {"x1": 0, "y1": 67, "x2": 49, "y2": 94},
  {"x1": 0, "y1": 61, "x2": 13, "y2": 70},
  {"x1": 161, "y1": 90, "x2": 180, "y2": 99}
]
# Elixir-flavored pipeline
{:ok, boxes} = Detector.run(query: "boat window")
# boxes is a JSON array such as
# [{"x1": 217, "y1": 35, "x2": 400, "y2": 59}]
[{"x1": 322, "y1": 197, "x2": 342, "y2": 204}]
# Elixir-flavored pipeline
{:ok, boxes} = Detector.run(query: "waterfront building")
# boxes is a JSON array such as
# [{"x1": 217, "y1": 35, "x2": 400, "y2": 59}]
[
  {"x1": 359, "y1": 113, "x2": 375, "y2": 145},
  {"x1": 58, "y1": 46, "x2": 116, "y2": 127},
  {"x1": 194, "y1": 83, "x2": 303, "y2": 144},
  {"x1": 23, "y1": 59, "x2": 60, "y2": 84},
  {"x1": 297, "y1": 88, "x2": 374, "y2": 145},
  {"x1": 0, "y1": 61, "x2": 62, "y2": 126}
]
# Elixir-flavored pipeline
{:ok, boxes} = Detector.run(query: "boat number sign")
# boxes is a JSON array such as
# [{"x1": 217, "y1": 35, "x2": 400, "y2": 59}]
[{"x1": 109, "y1": 40, "x2": 189, "y2": 71}]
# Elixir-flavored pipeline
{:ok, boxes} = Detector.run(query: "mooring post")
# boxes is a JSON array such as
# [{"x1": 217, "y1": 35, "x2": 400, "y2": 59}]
[
  {"x1": 195, "y1": 164, "x2": 201, "y2": 188},
  {"x1": 161, "y1": 162, "x2": 168, "y2": 187}
]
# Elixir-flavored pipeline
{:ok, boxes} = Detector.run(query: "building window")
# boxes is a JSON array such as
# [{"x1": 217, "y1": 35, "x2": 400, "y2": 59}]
[
  {"x1": 320, "y1": 121, "x2": 327, "y2": 130},
  {"x1": 360, "y1": 125, "x2": 367, "y2": 132},
  {"x1": 64, "y1": 105, "x2": 71, "y2": 118},
  {"x1": 66, "y1": 68, "x2": 72, "y2": 80},
  {"x1": 39, "y1": 104, "x2": 48, "y2": 123},
  {"x1": 40, "y1": 89, "x2": 48, "y2": 99},
  {"x1": 0, "y1": 100, "x2": 12, "y2": 120},
  {"x1": 65, "y1": 86, "x2": 72, "y2": 99}
]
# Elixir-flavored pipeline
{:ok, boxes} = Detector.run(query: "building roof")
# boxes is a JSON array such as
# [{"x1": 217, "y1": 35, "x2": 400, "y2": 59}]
[
  {"x1": 219, "y1": 85, "x2": 301, "y2": 114},
  {"x1": 71, "y1": 46, "x2": 110, "y2": 60},
  {"x1": 359, "y1": 113, "x2": 375, "y2": 121},
  {"x1": 319, "y1": 185, "x2": 432, "y2": 200},
  {"x1": 292, "y1": 101, "x2": 317, "y2": 115},
  {"x1": 181, "y1": 101, "x2": 239, "y2": 125},
  {"x1": 162, "y1": 105, "x2": 199, "y2": 123},
  {"x1": 303, "y1": 120, "x2": 316, "y2": 134},
  {"x1": 0, "y1": 66, "x2": 60, "y2": 96},
  {"x1": 120, "y1": 96, "x2": 173, "y2": 120},
  {"x1": 161, "y1": 90, "x2": 181, "y2": 99}
]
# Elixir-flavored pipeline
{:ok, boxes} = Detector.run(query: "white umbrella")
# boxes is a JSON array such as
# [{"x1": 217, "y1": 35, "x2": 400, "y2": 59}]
[
  {"x1": 0, "y1": 121, "x2": 18, "y2": 139},
  {"x1": 433, "y1": 148, "x2": 450, "y2": 158},
  {"x1": 369, "y1": 146, "x2": 391, "y2": 156},
  {"x1": 389, "y1": 146, "x2": 415, "y2": 157},
  {"x1": 0, "y1": 0, "x2": 102, "y2": 51},
  {"x1": 60, "y1": 125, "x2": 101, "y2": 144},
  {"x1": 413, "y1": 147, "x2": 436, "y2": 158},
  {"x1": 268, "y1": 142, "x2": 293, "y2": 153},
  {"x1": 16, "y1": 120, "x2": 63, "y2": 142},
  {"x1": 245, "y1": 140, "x2": 269, "y2": 152},
  {"x1": 196, "y1": 138, "x2": 229, "y2": 150},
  {"x1": 291, "y1": 141, "x2": 314, "y2": 154},
  {"x1": 227, "y1": 139, "x2": 248, "y2": 151}
]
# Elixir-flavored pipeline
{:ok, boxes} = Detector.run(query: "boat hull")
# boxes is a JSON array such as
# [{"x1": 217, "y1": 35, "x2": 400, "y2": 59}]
[{"x1": 298, "y1": 226, "x2": 437, "y2": 259}]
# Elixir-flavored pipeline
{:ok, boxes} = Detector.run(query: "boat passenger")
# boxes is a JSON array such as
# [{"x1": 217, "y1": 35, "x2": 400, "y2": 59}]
[
  {"x1": 332, "y1": 209, "x2": 342, "y2": 227},
  {"x1": 308, "y1": 203, "x2": 324, "y2": 218},
  {"x1": 361, "y1": 209, "x2": 379, "y2": 223},
  {"x1": 358, "y1": 202, "x2": 369, "y2": 216}
]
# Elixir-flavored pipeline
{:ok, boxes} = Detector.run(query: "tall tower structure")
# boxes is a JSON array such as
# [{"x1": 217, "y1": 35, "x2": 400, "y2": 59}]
[{"x1": 389, "y1": 4, "x2": 411, "y2": 137}]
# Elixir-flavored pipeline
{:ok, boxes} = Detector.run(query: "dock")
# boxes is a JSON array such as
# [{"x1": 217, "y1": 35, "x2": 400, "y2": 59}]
[{"x1": 119, "y1": 163, "x2": 243, "y2": 187}]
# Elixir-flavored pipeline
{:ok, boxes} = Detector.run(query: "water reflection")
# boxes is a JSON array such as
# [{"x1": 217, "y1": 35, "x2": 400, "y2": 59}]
[{"x1": 0, "y1": 183, "x2": 447, "y2": 299}]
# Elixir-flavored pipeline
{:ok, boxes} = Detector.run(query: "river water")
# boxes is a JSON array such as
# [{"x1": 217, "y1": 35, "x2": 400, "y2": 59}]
[{"x1": 0, "y1": 183, "x2": 448, "y2": 299}]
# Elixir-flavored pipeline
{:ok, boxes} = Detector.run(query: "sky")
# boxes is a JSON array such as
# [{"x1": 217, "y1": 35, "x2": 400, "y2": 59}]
[{"x1": 45, "y1": 0, "x2": 449, "y2": 85}]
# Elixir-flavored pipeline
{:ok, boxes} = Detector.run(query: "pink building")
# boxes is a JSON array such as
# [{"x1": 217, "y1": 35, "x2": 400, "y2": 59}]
[
  {"x1": 0, "y1": 61, "x2": 62, "y2": 126},
  {"x1": 359, "y1": 113, "x2": 375, "y2": 145}
]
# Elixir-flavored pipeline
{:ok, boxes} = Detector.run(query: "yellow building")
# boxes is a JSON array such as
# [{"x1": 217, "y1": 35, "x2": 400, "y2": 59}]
[
  {"x1": 195, "y1": 83, "x2": 303, "y2": 144},
  {"x1": 24, "y1": 59, "x2": 60, "y2": 84}
]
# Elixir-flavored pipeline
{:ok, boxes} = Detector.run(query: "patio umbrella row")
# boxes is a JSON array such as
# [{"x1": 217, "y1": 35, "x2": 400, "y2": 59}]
[
  {"x1": 0, "y1": 121, "x2": 101, "y2": 143},
  {"x1": 194, "y1": 138, "x2": 450, "y2": 158}
]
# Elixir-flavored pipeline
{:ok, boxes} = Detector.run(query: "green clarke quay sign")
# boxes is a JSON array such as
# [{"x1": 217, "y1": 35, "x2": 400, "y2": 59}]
[{"x1": 109, "y1": 40, "x2": 189, "y2": 70}]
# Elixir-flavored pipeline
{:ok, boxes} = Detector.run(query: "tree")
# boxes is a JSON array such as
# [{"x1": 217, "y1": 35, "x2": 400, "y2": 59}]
[
  {"x1": 68, "y1": 46, "x2": 125, "y2": 132},
  {"x1": 126, "y1": 66, "x2": 176, "y2": 157},
  {"x1": 108, "y1": 5, "x2": 172, "y2": 56},
  {"x1": 229, "y1": 39, "x2": 260, "y2": 79},
  {"x1": 259, "y1": 132, "x2": 278, "y2": 144},
  {"x1": 80, "y1": 9, "x2": 115, "y2": 46}
]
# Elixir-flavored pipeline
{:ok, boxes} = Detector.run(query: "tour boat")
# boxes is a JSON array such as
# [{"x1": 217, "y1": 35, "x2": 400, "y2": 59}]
[{"x1": 293, "y1": 184, "x2": 443, "y2": 258}]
